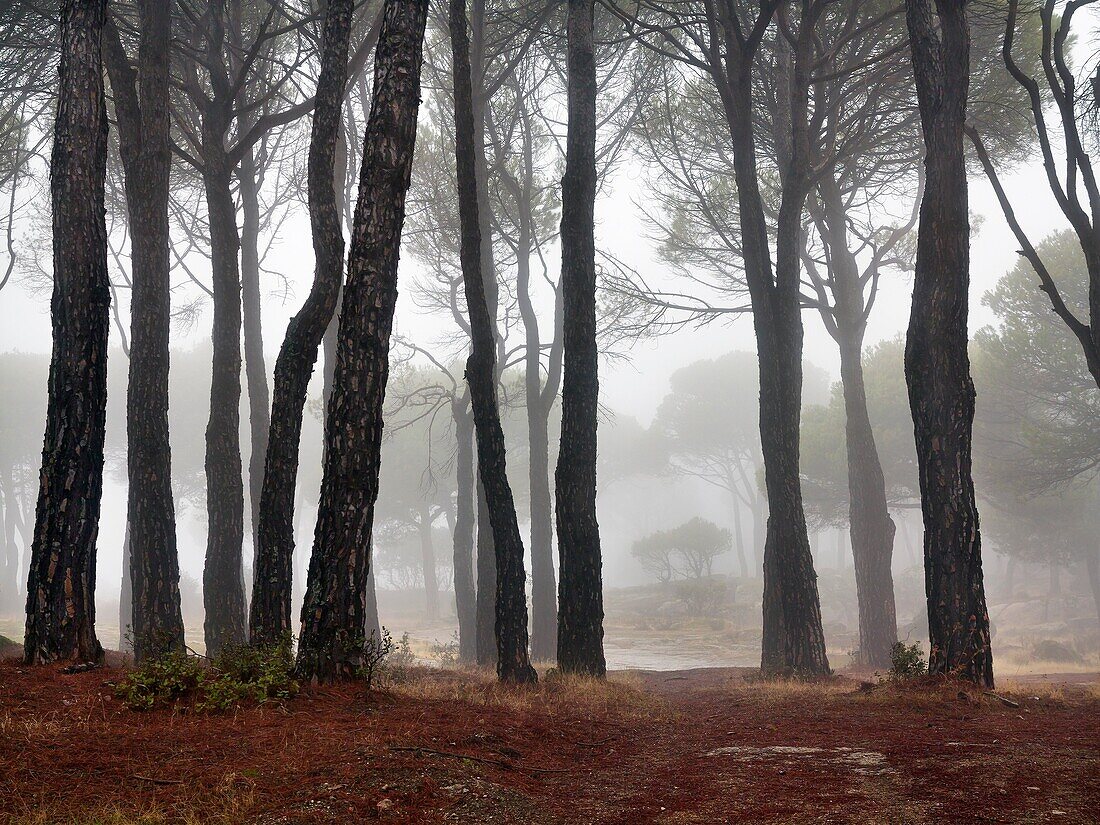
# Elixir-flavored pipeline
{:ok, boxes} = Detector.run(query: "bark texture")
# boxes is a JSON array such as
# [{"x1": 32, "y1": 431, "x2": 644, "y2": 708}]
[
  {"x1": 250, "y1": 0, "x2": 353, "y2": 646},
  {"x1": 904, "y1": 0, "x2": 994, "y2": 687},
  {"x1": 450, "y1": 0, "x2": 536, "y2": 684},
  {"x1": 713, "y1": 6, "x2": 829, "y2": 678},
  {"x1": 555, "y1": 0, "x2": 605, "y2": 677},
  {"x1": 24, "y1": 0, "x2": 109, "y2": 666},
  {"x1": 199, "y1": 0, "x2": 247, "y2": 657},
  {"x1": 103, "y1": 0, "x2": 185, "y2": 662},
  {"x1": 474, "y1": 480, "x2": 496, "y2": 667},
  {"x1": 296, "y1": 0, "x2": 428, "y2": 681},
  {"x1": 451, "y1": 396, "x2": 477, "y2": 662}
]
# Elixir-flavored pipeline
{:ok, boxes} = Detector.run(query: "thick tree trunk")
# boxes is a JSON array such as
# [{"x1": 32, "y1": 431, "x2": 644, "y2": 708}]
[
  {"x1": 815, "y1": 175, "x2": 898, "y2": 667},
  {"x1": 238, "y1": 148, "x2": 271, "y2": 578},
  {"x1": 418, "y1": 504, "x2": 440, "y2": 620},
  {"x1": 295, "y1": 0, "x2": 428, "y2": 681},
  {"x1": 555, "y1": 0, "x2": 605, "y2": 678},
  {"x1": 474, "y1": 479, "x2": 496, "y2": 667},
  {"x1": 103, "y1": 2, "x2": 185, "y2": 662},
  {"x1": 250, "y1": 0, "x2": 352, "y2": 646},
  {"x1": 904, "y1": 0, "x2": 993, "y2": 687},
  {"x1": 714, "y1": 21, "x2": 828, "y2": 679},
  {"x1": 119, "y1": 528, "x2": 132, "y2": 653},
  {"x1": 24, "y1": 0, "x2": 109, "y2": 666},
  {"x1": 452, "y1": 396, "x2": 477, "y2": 662},
  {"x1": 364, "y1": 563, "x2": 381, "y2": 642},
  {"x1": 450, "y1": 0, "x2": 536, "y2": 683}
]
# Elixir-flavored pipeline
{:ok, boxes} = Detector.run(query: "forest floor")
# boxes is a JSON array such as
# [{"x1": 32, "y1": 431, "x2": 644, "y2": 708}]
[{"x1": 1, "y1": 653, "x2": 1098, "y2": 825}]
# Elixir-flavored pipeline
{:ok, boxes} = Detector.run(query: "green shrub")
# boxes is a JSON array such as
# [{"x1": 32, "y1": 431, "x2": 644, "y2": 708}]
[
  {"x1": 430, "y1": 632, "x2": 460, "y2": 667},
  {"x1": 887, "y1": 641, "x2": 927, "y2": 681},
  {"x1": 114, "y1": 635, "x2": 299, "y2": 712}
]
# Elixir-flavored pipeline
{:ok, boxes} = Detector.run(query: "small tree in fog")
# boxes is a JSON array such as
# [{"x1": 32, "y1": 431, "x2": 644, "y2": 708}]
[{"x1": 632, "y1": 518, "x2": 731, "y2": 583}]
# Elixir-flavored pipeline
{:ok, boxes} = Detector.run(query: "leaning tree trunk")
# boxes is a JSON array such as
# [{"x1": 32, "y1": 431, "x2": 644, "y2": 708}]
[
  {"x1": 451, "y1": 395, "x2": 477, "y2": 662},
  {"x1": 24, "y1": 0, "x2": 109, "y2": 666},
  {"x1": 238, "y1": 147, "x2": 271, "y2": 578},
  {"x1": 555, "y1": 0, "x2": 606, "y2": 677},
  {"x1": 250, "y1": 0, "x2": 352, "y2": 646},
  {"x1": 103, "y1": 2, "x2": 185, "y2": 662},
  {"x1": 904, "y1": 0, "x2": 993, "y2": 687},
  {"x1": 295, "y1": 0, "x2": 428, "y2": 682},
  {"x1": 818, "y1": 175, "x2": 898, "y2": 669},
  {"x1": 450, "y1": 0, "x2": 536, "y2": 683}
]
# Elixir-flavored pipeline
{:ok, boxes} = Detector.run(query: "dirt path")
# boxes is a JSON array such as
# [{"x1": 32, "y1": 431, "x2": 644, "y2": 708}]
[{"x1": 0, "y1": 660, "x2": 1096, "y2": 823}]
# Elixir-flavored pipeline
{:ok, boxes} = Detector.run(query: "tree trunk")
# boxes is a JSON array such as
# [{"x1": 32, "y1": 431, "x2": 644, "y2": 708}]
[
  {"x1": 418, "y1": 504, "x2": 440, "y2": 620},
  {"x1": 714, "y1": 17, "x2": 828, "y2": 678},
  {"x1": 904, "y1": 0, "x2": 994, "y2": 687},
  {"x1": 452, "y1": 396, "x2": 477, "y2": 662},
  {"x1": 119, "y1": 528, "x2": 132, "y2": 653},
  {"x1": 238, "y1": 147, "x2": 271, "y2": 580},
  {"x1": 731, "y1": 494, "x2": 748, "y2": 578},
  {"x1": 474, "y1": 478, "x2": 496, "y2": 667},
  {"x1": 295, "y1": 0, "x2": 428, "y2": 681},
  {"x1": 364, "y1": 562, "x2": 381, "y2": 642},
  {"x1": 815, "y1": 173, "x2": 898, "y2": 667},
  {"x1": 250, "y1": 0, "x2": 352, "y2": 646},
  {"x1": 24, "y1": 0, "x2": 109, "y2": 666},
  {"x1": 555, "y1": 0, "x2": 605, "y2": 678},
  {"x1": 102, "y1": 2, "x2": 185, "y2": 662},
  {"x1": 450, "y1": 0, "x2": 536, "y2": 683}
]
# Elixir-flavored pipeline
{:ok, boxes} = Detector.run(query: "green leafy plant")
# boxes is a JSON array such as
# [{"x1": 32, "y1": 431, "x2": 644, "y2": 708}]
[
  {"x1": 430, "y1": 632, "x2": 460, "y2": 667},
  {"x1": 887, "y1": 641, "x2": 927, "y2": 681},
  {"x1": 114, "y1": 635, "x2": 299, "y2": 712}
]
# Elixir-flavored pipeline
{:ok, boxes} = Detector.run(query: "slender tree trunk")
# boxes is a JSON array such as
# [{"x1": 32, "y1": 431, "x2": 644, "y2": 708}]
[
  {"x1": 201, "y1": 158, "x2": 248, "y2": 657},
  {"x1": 452, "y1": 396, "x2": 477, "y2": 662},
  {"x1": 474, "y1": 479, "x2": 496, "y2": 666},
  {"x1": 418, "y1": 504, "x2": 440, "y2": 620},
  {"x1": 238, "y1": 148, "x2": 270, "y2": 578},
  {"x1": 102, "y1": 2, "x2": 185, "y2": 662},
  {"x1": 731, "y1": 495, "x2": 748, "y2": 578},
  {"x1": 816, "y1": 174, "x2": 898, "y2": 668},
  {"x1": 715, "y1": 19, "x2": 828, "y2": 678},
  {"x1": 555, "y1": 0, "x2": 605, "y2": 678},
  {"x1": 296, "y1": 0, "x2": 428, "y2": 681},
  {"x1": 450, "y1": 0, "x2": 536, "y2": 683},
  {"x1": 24, "y1": 0, "x2": 109, "y2": 665},
  {"x1": 1086, "y1": 547, "x2": 1100, "y2": 634},
  {"x1": 250, "y1": 0, "x2": 352, "y2": 646},
  {"x1": 904, "y1": 0, "x2": 993, "y2": 687},
  {"x1": 119, "y1": 528, "x2": 132, "y2": 652}
]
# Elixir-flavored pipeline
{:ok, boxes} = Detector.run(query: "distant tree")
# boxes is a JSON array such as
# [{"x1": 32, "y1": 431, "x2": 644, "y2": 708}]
[
  {"x1": 972, "y1": 231, "x2": 1100, "y2": 628},
  {"x1": 24, "y1": 0, "x2": 110, "y2": 665},
  {"x1": 631, "y1": 518, "x2": 731, "y2": 582},
  {"x1": 904, "y1": 0, "x2": 993, "y2": 687},
  {"x1": 296, "y1": 0, "x2": 428, "y2": 682}
]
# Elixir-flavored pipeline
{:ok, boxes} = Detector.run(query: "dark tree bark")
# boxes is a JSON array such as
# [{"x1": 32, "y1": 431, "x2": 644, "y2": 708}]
[
  {"x1": 250, "y1": 0, "x2": 353, "y2": 646},
  {"x1": 23, "y1": 0, "x2": 109, "y2": 666},
  {"x1": 418, "y1": 503, "x2": 440, "y2": 620},
  {"x1": 450, "y1": 0, "x2": 536, "y2": 684},
  {"x1": 238, "y1": 147, "x2": 271, "y2": 576},
  {"x1": 904, "y1": 0, "x2": 994, "y2": 687},
  {"x1": 816, "y1": 175, "x2": 898, "y2": 669},
  {"x1": 195, "y1": 1, "x2": 247, "y2": 658},
  {"x1": 118, "y1": 528, "x2": 132, "y2": 653},
  {"x1": 555, "y1": 0, "x2": 606, "y2": 678},
  {"x1": 295, "y1": 0, "x2": 428, "y2": 681},
  {"x1": 364, "y1": 562, "x2": 381, "y2": 642},
  {"x1": 711, "y1": 3, "x2": 829, "y2": 679},
  {"x1": 474, "y1": 479, "x2": 496, "y2": 667},
  {"x1": 102, "y1": 0, "x2": 185, "y2": 663},
  {"x1": 451, "y1": 394, "x2": 477, "y2": 662}
]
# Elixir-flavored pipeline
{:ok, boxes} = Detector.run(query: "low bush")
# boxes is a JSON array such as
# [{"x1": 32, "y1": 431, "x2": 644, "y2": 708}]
[{"x1": 887, "y1": 641, "x2": 927, "y2": 681}]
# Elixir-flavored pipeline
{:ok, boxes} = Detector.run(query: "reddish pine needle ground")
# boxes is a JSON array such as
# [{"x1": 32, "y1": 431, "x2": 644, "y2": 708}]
[{"x1": 1, "y1": 656, "x2": 1097, "y2": 823}]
